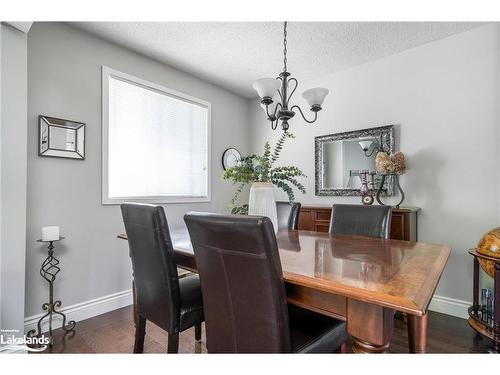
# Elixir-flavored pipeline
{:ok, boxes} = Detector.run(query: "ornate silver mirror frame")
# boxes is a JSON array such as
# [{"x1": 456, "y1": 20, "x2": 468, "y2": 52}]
[{"x1": 315, "y1": 125, "x2": 395, "y2": 196}]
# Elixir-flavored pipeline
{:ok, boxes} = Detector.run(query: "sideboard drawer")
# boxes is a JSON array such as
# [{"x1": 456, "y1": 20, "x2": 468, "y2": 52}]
[
  {"x1": 315, "y1": 210, "x2": 331, "y2": 222},
  {"x1": 315, "y1": 223, "x2": 330, "y2": 233}
]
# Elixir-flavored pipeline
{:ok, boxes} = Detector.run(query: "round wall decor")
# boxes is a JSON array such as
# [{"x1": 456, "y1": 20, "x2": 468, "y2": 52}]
[{"x1": 222, "y1": 148, "x2": 241, "y2": 170}]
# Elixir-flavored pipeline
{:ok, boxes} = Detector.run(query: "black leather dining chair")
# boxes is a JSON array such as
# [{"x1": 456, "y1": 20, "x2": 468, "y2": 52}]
[
  {"x1": 121, "y1": 203, "x2": 204, "y2": 353},
  {"x1": 329, "y1": 204, "x2": 392, "y2": 239},
  {"x1": 184, "y1": 212, "x2": 348, "y2": 353},
  {"x1": 276, "y1": 201, "x2": 301, "y2": 230}
]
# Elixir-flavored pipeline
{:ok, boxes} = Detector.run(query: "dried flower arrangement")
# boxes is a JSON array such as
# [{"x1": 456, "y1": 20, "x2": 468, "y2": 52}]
[{"x1": 375, "y1": 151, "x2": 406, "y2": 175}]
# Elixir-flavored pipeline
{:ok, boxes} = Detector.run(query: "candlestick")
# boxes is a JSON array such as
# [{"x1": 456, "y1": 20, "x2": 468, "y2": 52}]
[{"x1": 27, "y1": 237, "x2": 75, "y2": 343}]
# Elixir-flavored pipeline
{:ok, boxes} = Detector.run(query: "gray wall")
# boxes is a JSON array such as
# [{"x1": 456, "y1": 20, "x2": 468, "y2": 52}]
[
  {"x1": 0, "y1": 24, "x2": 28, "y2": 336},
  {"x1": 24, "y1": 22, "x2": 500, "y2": 322},
  {"x1": 249, "y1": 23, "x2": 499, "y2": 307},
  {"x1": 26, "y1": 22, "x2": 249, "y2": 317}
]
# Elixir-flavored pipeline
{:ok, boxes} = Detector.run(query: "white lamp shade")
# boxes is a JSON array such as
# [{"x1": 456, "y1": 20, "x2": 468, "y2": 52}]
[
  {"x1": 253, "y1": 78, "x2": 280, "y2": 99},
  {"x1": 302, "y1": 87, "x2": 329, "y2": 107},
  {"x1": 358, "y1": 140, "x2": 373, "y2": 151}
]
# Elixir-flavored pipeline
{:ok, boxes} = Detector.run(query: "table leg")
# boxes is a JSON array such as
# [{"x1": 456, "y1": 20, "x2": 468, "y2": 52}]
[
  {"x1": 407, "y1": 312, "x2": 428, "y2": 353},
  {"x1": 347, "y1": 299, "x2": 394, "y2": 354}
]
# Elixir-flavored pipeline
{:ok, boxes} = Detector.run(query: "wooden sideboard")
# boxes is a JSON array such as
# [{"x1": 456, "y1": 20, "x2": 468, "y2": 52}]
[{"x1": 298, "y1": 205, "x2": 420, "y2": 241}]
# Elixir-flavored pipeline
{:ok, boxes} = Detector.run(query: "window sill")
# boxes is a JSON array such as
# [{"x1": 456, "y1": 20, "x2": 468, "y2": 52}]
[{"x1": 102, "y1": 197, "x2": 211, "y2": 205}]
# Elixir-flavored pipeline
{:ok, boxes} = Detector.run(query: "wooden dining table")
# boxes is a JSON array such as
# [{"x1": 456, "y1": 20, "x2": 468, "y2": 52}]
[{"x1": 117, "y1": 228, "x2": 450, "y2": 354}]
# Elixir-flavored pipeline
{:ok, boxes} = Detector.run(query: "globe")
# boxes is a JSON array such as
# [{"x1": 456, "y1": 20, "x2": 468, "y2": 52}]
[{"x1": 477, "y1": 227, "x2": 500, "y2": 278}]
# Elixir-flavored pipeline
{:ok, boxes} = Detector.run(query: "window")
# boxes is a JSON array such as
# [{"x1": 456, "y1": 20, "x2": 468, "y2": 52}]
[{"x1": 102, "y1": 67, "x2": 210, "y2": 204}]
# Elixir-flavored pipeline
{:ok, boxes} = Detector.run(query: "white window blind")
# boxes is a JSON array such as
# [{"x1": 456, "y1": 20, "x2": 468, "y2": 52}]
[{"x1": 102, "y1": 67, "x2": 210, "y2": 204}]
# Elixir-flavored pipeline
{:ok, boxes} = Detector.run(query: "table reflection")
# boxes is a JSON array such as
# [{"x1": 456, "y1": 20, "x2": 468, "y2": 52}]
[
  {"x1": 278, "y1": 231, "x2": 407, "y2": 286},
  {"x1": 277, "y1": 230, "x2": 301, "y2": 252},
  {"x1": 316, "y1": 238, "x2": 404, "y2": 282}
]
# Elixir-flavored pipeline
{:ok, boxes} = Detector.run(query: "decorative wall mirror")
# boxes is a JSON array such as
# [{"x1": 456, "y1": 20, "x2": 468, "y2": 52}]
[
  {"x1": 39, "y1": 116, "x2": 85, "y2": 160},
  {"x1": 315, "y1": 125, "x2": 395, "y2": 196}
]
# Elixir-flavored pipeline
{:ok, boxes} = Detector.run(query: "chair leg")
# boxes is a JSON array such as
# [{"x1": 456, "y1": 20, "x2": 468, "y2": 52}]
[
  {"x1": 195, "y1": 322, "x2": 202, "y2": 342},
  {"x1": 334, "y1": 342, "x2": 347, "y2": 353},
  {"x1": 167, "y1": 333, "x2": 179, "y2": 353},
  {"x1": 133, "y1": 315, "x2": 146, "y2": 353}
]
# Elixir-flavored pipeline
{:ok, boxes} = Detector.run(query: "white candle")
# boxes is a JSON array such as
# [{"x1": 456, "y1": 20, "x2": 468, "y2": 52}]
[{"x1": 41, "y1": 226, "x2": 59, "y2": 241}]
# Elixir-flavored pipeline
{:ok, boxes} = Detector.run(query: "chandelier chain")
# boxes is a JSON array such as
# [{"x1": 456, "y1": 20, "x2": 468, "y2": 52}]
[{"x1": 283, "y1": 21, "x2": 288, "y2": 72}]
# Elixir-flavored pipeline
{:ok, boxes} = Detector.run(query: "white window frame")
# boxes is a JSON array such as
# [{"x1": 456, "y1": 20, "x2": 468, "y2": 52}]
[{"x1": 101, "y1": 66, "x2": 211, "y2": 205}]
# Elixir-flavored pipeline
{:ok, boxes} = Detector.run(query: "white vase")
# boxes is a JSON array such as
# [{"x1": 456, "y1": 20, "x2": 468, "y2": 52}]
[{"x1": 248, "y1": 182, "x2": 278, "y2": 233}]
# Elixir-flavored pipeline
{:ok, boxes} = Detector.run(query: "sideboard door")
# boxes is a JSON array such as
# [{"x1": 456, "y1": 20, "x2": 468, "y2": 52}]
[
  {"x1": 298, "y1": 206, "x2": 419, "y2": 241},
  {"x1": 298, "y1": 207, "x2": 314, "y2": 231},
  {"x1": 390, "y1": 210, "x2": 418, "y2": 241}
]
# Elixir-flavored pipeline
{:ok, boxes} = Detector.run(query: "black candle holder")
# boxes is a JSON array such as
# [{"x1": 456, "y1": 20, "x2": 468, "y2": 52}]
[{"x1": 27, "y1": 237, "x2": 76, "y2": 342}]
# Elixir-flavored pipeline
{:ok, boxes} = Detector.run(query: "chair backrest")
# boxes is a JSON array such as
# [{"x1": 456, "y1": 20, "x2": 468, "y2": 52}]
[
  {"x1": 276, "y1": 201, "x2": 301, "y2": 230},
  {"x1": 329, "y1": 204, "x2": 392, "y2": 239},
  {"x1": 184, "y1": 212, "x2": 291, "y2": 353},
  {"x1": 121, "y1": 203, "x2": 180, "y2": 332}
]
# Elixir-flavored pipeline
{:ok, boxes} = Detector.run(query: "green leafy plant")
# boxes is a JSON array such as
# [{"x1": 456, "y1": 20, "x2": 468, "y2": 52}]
[{"x1": 222, "y1": 132, "x2": 306, "y2": 214}]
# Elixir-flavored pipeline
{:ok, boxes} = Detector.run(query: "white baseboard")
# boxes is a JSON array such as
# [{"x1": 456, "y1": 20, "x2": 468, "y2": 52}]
[
  {"x1": 24, "y1": 289, "x2": 133, "y2": 334},
  {"x1": 428, "y1": 294, "x2": 470, "y2": 319},
  {"x1": 23, "y1": 289, "x2": 469, "y2": 334}
]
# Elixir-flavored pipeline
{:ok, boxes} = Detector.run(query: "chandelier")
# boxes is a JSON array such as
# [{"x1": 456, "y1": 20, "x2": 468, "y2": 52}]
[{"x1": 253, "y1": 22, "x2": 329, "y2": 132}]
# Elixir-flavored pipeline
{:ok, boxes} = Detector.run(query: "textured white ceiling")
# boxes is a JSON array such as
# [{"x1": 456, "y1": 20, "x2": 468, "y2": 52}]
[{"x1": 71, "y1": 22, "x2": 486, "y2": 98}]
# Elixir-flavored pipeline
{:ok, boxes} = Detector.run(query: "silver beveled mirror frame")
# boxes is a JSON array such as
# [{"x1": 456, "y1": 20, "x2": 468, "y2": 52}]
[
  {"x1": 315, "y1": 124, "x2": 395, "y2": 196},
  {"x1": 39, "y1": 115, "x2": 86, "y2": 160}
]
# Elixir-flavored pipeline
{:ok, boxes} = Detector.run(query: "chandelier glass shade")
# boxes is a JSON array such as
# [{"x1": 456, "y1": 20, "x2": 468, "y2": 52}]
[
  {"x1": 252, "y1": 22, "x2": 329, "y2": 131},
  {"x1": 253, "y1": 78, "x2": 281, "y2": 99},
  {"x1": 358, "y1": 140, "x2": 374, "y2": 152},
  {"x1": 358, "y1": 137, "x2": 382, "y2": 157}
]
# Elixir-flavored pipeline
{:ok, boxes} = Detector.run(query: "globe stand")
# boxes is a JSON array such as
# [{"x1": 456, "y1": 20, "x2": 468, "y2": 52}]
[
  {"x1": 27, "y1": 237, "x2": 76, "y2": 344},
  {"x1": 468, "y1": 249, "x2": 500, "y2": 353}
]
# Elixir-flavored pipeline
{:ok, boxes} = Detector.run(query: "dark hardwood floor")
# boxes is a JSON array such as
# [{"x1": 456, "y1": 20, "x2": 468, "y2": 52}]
[{"x1": 34, "y1": 306, "x2": 495, "y2": 353}]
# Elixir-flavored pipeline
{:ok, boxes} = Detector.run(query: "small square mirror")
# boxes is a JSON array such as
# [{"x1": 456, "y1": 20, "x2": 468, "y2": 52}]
[{"x1": 39, "y1": 116, "x2": 85, "y2": 160}]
